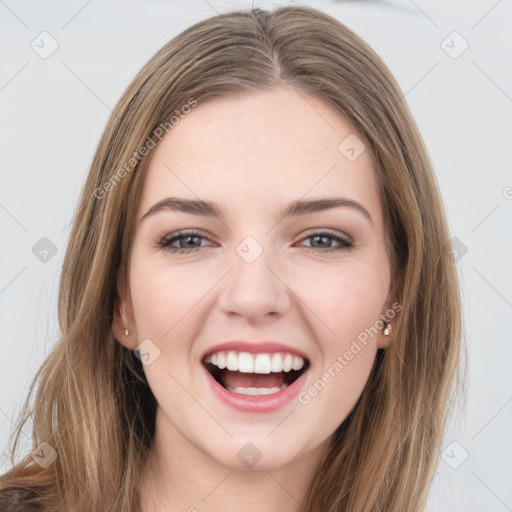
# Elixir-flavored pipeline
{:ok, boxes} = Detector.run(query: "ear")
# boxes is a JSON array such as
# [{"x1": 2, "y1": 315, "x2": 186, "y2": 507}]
[
  {"x1": 376, "y1": 318, "x2": 393, "y2": 349},
  {"x1": 112, "y1": 265, "x2": 138, "y2": 350},
  {"x1": 376, "y1": 298, "x2": 398, "y2": 350}
]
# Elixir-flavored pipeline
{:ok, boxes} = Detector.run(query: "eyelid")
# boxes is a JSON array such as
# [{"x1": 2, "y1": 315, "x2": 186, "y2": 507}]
[
  {"x1": 295, "y1": 229, "x2": 353, "y2": 253},
  {"x1": 297, "y1": 227, "x2": 352, "y2": 243},
  {"x1": 158, "y1": 228, "x2": 351, "y2": 244},
  {"x1": 158, "y1": 229, "x2": 214, "y2": 247},
  {"x1": 158, "y1": 227, "x2": 353, "y2": 254}
]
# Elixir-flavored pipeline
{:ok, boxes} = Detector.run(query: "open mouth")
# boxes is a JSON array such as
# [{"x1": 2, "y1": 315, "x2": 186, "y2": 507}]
[{"x1": 203, "y1": 351, "x2": 310, "y2": 396}]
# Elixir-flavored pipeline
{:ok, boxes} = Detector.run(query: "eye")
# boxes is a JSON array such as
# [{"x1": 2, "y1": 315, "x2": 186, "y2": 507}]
[
  {"x1": 296, "y1": 230, "x2": 353, "y2": 253},
  {"x1": 157, "y1": 230, "x2": 212, "y2": 254},
  {"x1": 157, "y1": 229, "x2": 353, "y2": 255}
]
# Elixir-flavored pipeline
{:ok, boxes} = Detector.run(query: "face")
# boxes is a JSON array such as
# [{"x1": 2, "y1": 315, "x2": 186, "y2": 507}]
[{"x1": 113, "y1": 87, "x2": 394, "y2": 471}]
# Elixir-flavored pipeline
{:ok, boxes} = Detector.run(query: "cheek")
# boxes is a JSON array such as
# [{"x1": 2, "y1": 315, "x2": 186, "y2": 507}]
[
  {"x1": 128, "y1": 256, "x2": 210, "y2": 377},
  {"x1": 129, "y1": 261, "x2": 207, "y2": 407},
  {"x1": 294, "y1": 268, "x2": 386, "y2": 432},
  {"x1": 297, "y1": 262, "x2": 389, "y2": 345},
  {"x1": 130, "y1": 257, "x2": 204, "y2": 333}
]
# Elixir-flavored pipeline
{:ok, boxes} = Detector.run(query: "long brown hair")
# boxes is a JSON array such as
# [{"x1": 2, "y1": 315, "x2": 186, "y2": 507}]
[{"x1": 0, "y1": 6, "x2": 464, "y2": 511}]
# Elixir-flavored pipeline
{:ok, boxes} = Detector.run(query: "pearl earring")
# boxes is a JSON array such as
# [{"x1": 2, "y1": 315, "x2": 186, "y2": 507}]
[
  {"x1": 383, "y1": 323, "x2": 392, "y2": 336},
  {"x1": 125, "y1": 328, "x2": 130, "y2": 336}
]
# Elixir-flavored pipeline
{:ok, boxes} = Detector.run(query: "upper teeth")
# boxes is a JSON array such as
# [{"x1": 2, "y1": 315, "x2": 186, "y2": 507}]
[{"x1": 204, "y1": 351, "x2": 305, "y2": 374}]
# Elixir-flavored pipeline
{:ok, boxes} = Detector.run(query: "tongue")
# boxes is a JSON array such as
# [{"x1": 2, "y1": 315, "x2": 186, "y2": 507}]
[{"x1": 221, "y1": 370, "x2": 286, "y2": 389}]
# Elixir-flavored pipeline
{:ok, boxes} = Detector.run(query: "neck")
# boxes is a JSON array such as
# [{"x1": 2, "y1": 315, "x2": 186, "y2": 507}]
[{"x1": 139, "y1": 408, "x2": 330, "y2": 512}]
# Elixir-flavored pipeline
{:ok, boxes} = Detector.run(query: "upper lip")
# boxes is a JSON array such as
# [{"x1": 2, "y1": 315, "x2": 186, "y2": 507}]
[{"x1": 201, "y1": 341, "x2": 309, "y2": 361}]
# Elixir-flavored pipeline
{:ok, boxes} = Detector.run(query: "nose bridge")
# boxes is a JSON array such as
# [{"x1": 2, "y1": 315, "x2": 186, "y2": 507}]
[{"x1": 218, "y1": 233, "x2": 291, "y2": 318}]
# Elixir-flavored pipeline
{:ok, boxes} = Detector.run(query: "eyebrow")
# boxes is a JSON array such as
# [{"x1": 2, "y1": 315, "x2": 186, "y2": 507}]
[{"x1": 140, "y1": 196, "x2": 373, "y2": 225}]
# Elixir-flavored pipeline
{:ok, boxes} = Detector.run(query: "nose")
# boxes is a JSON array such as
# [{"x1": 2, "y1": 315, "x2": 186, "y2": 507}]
[{"x1": 217, "y1": 236, "x2": 292, "y2": 322}]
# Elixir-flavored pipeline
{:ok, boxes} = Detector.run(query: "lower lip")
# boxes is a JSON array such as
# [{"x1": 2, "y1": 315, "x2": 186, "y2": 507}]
[{"x1": 202, "y1": 364, "x2": 309, "y2": 413}]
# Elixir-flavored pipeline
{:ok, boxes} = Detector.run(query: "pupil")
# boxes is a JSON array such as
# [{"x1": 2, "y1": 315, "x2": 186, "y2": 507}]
[
  {"x1": 312, "y1": 235, "x2": 330, "y2": 248},
  {"x1": 183, "y1": 235, "x2": 199, "y2": 248}
]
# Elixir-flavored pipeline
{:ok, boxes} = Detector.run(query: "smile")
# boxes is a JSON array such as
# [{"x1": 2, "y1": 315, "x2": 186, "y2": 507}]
[{"x1": 203, "y1": 350, "x2": 310, "y2": 398}]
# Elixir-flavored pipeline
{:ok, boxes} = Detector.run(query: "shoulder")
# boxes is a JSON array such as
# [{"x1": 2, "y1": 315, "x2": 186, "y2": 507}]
[{"x1": 0, "y1": 487, "x2": 42, "y2": 512}]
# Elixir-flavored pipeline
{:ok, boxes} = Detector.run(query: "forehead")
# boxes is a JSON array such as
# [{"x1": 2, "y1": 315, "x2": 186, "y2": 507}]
[{"x1": 138, "y1": 87, "x2": 383, "y2": 224}]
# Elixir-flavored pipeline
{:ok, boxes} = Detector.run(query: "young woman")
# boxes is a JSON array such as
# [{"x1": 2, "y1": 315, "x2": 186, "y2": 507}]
[{"x1": 0, "y1": 6, "x2": 463, "y2": 511}]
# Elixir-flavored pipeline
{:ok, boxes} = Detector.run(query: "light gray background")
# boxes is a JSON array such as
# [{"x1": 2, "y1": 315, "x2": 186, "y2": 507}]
[{"x1": 1, "y1": 1, "x2": 511, "y2": 511}]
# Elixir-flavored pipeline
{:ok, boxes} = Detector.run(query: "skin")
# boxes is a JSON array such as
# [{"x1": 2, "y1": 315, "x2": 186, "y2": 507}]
[{"x1": 112, "y1": 86, "x2": 395, "y2": 511}]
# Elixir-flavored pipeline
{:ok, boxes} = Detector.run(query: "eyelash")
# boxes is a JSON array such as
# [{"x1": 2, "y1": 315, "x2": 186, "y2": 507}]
[{"x1": 157, "y1": 229, "x2": 353, "y2": 254}]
